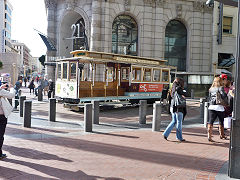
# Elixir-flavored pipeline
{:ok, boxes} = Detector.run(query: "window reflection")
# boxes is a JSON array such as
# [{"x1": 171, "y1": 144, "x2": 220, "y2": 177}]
[
  {"x1": 112, "y1": 15, "x2": 138, "y2": 56},
  {"x1": 165, "y1": 20, "x2": 187, "y2": 71}
]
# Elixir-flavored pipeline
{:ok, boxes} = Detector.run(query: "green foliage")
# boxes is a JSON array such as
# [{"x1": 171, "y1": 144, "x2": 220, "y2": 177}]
[{"x1": 38, "y1": 55, "x2": 46, "y2": 67}]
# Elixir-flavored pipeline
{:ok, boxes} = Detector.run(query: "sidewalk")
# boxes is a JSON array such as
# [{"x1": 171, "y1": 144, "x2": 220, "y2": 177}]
[{"x1": 0, "y1": 87, "x2": 231, "y2": 180}]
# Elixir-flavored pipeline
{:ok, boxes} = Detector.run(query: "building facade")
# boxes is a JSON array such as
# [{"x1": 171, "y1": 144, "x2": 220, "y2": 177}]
[
  {"x1": 45, "y1": 0, "x2": 214, "y2": 96},
  {"x1": 212, "y1": 2, "x2": 237, "y2": 78},
  {"x1": 0, "y1": 0, "x2": 12, "y2": 53},
  {"x1": 12, "y1": 40, "x2": 33, "y2": 77}
]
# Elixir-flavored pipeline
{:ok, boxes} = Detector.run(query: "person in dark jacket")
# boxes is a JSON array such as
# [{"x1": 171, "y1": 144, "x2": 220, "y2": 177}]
[
  {"x1": 207, "y1": 76, "x2": 228, "y2": 142},
  {"x1": 163, "y1": 77, "x2": 186, "y2": 142},
  {"x1": 28, "y1": 79, "x2": 35, "y2": 94}
]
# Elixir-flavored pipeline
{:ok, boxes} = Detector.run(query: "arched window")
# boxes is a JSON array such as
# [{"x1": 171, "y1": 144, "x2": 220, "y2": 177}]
[
  {"x1": 112, "y1": 15, "x2": 138, "y2": 56},
  {"x1": 165, "y1": 20, "x2": 187, "y2": 71},
  {"x1": 73, "y1": 18, "x2": 87, "y2": 51}
]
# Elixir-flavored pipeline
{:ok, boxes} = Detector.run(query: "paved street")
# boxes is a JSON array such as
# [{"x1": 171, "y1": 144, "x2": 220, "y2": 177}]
[{"x1": 0, "y1": 87, "x2": 230, "y2": 180}]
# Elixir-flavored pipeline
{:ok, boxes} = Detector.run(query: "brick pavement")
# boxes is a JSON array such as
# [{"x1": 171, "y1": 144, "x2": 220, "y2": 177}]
[{"x1": 0, "y1": 87, "x2": 230, "y2": 180}]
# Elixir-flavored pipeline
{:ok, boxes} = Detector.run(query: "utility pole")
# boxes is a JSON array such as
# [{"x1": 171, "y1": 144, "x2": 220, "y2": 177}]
[{"x1": 206, "y1": 0, "x2": 240, "y2": 178}]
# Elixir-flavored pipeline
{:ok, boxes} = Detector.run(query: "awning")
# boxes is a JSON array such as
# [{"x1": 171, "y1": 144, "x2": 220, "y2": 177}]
[
  {"x1": 37, "y1": 32, "x2": 57, "y2": 51},
  {"x1": 219, "y1": 56, "x2": 235, "y2": 67}
]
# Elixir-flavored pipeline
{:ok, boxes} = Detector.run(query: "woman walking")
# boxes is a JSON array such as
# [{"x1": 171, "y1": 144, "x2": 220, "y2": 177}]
[
  {"x1": 0, "y1": 83, "x2": 15, "y2": 159},
  {"x1": 208, "y1": 76, "x2": 228, "y2": 142},
  {"x1": 163, "y1": 77, "x2": 187, "y2": 142}
]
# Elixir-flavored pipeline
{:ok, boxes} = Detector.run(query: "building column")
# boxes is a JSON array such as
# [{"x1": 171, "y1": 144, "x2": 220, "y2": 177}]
[
  {"x1": 90, "y1": 0, "x2": 102, "y2": 52},
  {"x1": 45, "y1": 0, "x2": 57, "y2": 81}
]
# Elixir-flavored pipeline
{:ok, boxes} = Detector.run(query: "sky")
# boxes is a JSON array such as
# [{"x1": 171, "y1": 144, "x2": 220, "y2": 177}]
[{"x1": 10, "y1": 0, "x2": 47, "y2": 57}]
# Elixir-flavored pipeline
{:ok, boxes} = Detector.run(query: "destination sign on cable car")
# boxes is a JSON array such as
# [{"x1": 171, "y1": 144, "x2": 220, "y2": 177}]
[{"x1": 139, "y1": 84, "x2": 163, "y2": 92}]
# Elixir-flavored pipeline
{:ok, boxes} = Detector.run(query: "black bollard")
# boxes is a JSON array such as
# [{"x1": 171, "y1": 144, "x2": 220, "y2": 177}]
[
  {"x1": 19, "y1": 96, "x2": 26, "y2": 117},
  {"x1": 38, "y1": 88, "x2": 43, "y2": 101},
  {"x1": 49, "y1": 98, "x2": 56, "y2": 122},
  {"x1": 84, "y1": 103, "x2": 92, "y2": 132},
  {"x1": 23, "y1": 100, "x2": 32, "y2": 128},
  {"x1": 139, "y1": 100, "x2": 147, "y2": 124},
  {"x1": 92, "y1": 100, "x2": 99, "y2": 124},
  {"x1": 200, "y1": 98, "x2": 206, "y2": 119}
]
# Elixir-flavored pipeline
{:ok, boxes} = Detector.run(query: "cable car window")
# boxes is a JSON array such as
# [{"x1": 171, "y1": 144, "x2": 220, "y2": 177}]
[
  {"x1": 153, "y1": 69, "x2": 161, "y2": 82},
  {"x1": 162, "y1": 69, "x2": 169, "y2": 82},
  {"x1": 63, "y1": 63, "x2": 68, "y2": 79},
  {"x1": 70, "y1": 62, "x2": 76, "y2": 79},
  {"x1": 107, "y1": 67, "x2": 114, "y2": 82},
  {"x1": 132, "y1": 67, "x2": 142, "y2": 82},
  {"x1": 121, "y1": 67, "x2": 130, "y2": 81},
  {"x1": 143, "y1": 68, "x2": 152, "y2": 82},
  {"x1": 95, "y1": 64, "x2": 105, "y2": 82},
  {"x1": 57, "y1": 64, "x2": 61, "y2": 79}
]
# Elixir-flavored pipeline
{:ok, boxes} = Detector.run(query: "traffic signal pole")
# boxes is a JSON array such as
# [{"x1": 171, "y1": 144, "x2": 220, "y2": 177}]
[
  {"x1": 206, "y1": 0, "x2": 240, "y2": 178},
  {"x1": 228, "y1": 0, "x2": 240, "y2": 178}
]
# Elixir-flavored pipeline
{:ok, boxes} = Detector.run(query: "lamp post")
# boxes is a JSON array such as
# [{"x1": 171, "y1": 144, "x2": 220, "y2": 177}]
[
  {"x1": 12, "y1": 63, "x2": 16, "y2": 85},
  {"x1": 206, "y1": 0, "x2": 240, "y2": 178}
]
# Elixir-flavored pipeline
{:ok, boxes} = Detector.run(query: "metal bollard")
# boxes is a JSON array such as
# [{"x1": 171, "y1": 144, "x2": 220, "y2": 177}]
[
  {"x1": 19, "y1": 96, "x2": 26, "y2": 117},
  {"x1": 92, "y1": 100, "x2": 99, "y2": 124},
  {"x1": 84, "y1": 103, "x2": 92, "y2": 132},
  {"x1": 23, "y1": 100, "x2": 32, "y2": 128},
  {"x1": 139, "y1": 100, "x2": 147, "y2": 124},
  {"x1": 200, "y1": 98, "x2": 206, "y2": 119},
  {"x1": 152, "y1": 103, "x2": 162, "y2": 132},
  {"x1": 38, "y1": 89, "x2": 43, "y2": 101},
  {"x1": 49, "y1": 98, "x2": 56, "y2": 122},
  {"x1": 191, "y1": 89, "x2": 195, "y2": 99},
  {"x1": 204, "y1": 102, "x2": 209, "y2": 128}
]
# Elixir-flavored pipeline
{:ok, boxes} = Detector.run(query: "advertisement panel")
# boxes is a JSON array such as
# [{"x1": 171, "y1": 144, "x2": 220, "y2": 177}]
[
  {"x1": 55, "y1": 80, "x2": 77, "y2": 99},
  {"x1": 139, "y1": 83, "x2": 163, "y2": 92}
]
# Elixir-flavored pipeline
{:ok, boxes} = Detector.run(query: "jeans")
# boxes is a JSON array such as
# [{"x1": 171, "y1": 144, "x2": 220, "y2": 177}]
[
  {"x1": 0, "y1": 115, "x2": 7, "y2": 155},
  {"x1": 163, "y1": 112, "x2": 184, "y2": 140}
]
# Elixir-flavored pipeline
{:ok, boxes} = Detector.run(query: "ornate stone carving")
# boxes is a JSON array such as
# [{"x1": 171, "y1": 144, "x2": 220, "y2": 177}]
[
  {"x1": 176, "y1": 4, "x2": 182, "y2": 18},
  {"x1": 193, "y1": 1, "x2": 213, "y2": 12},
  {"x1": 44, "y1": 0, "x2": 57, "y2": 9},
  {"x1": 124, "y1": 0, "x2": 130, "y2": 11},
  {"x1": 144, "y1": 0, "x2": 165, "y2": 7},
  {"x1": 65, "y1": 0, "x2": 76, "y2": 11},
  {"x1": 155, "y1": 0, "x2": 165, "y2": 7}
]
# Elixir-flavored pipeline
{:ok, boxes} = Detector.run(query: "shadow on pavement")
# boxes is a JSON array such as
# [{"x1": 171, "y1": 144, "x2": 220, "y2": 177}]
[
  {"x1": 5, "y1": 126, "x2": 227, "y2": 173},
  {"x1": 3, "y1": 145, "x2": 72, "y2": 162},
  {"x1": 92, "y1": 131, "x2": 140, "y2": 139},
  {"x1": 3, "y1": 158, "x2": 124, "y2": 180}
]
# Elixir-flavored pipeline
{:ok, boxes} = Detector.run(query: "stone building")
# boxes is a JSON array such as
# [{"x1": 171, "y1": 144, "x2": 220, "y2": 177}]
[
  {"x1": 45, "y1": 0, "x2": 214, "y2": 96},
  {"x1": 212, "y1": 2, "x2": 238, "y2": 78}
]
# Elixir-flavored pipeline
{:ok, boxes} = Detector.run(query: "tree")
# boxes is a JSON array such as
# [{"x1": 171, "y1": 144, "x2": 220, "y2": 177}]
[{"x1": 38, "y1": 55, "x2": 45, "y2": 67}]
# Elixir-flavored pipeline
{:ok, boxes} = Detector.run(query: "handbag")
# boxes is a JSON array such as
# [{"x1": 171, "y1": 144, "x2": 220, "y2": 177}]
[
  {"x1": 216, "y1": 90, "x2": 228, "y2": 106},
  {"x1": 174, "y1": 91, "x2": 186, "y2": 108}
]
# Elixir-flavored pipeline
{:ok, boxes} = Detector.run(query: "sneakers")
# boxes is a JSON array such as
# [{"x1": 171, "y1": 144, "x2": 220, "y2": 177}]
[
  {"x1": 0, "y1": 154, "x2": 7, "y2": 160},
  {"x1": 178, "y1": 139, "x2": 186, "y2": 142}
]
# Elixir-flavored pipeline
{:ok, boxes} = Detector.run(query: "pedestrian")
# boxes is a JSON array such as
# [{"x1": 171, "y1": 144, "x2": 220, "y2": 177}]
[
  {"x1": 163, "y1": 77, "x2": 186, "y2": 142},
  {"x1": 228, "y1": 83, "x2": 235, "y2": 116},
  {"x1": 207, "y1": 76, "x2": 228, "y2": 142},
  {"x1": 28, "y1": 79, "x2": 35, "y2": 94},
  {"x1": 0, "y1": 83, "x2": 15, "y2": 160},
  {"x1": 24, "y1": 77, "x2": 27, "y2": 88},
  {"x1": 48, "y1": 79, "x2": 54, "y2": 99},
  {"x1": 43, "y1": 78, "x2": 49, "y2": 96}
]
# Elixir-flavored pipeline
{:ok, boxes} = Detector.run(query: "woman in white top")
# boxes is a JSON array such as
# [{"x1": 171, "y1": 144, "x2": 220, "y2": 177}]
[
  {"x1": 208, "y1": 77, "x2": 228, "y2": 142},
  {"x1": 0, "y1": 83, "x2": 15, "y2": 160}
]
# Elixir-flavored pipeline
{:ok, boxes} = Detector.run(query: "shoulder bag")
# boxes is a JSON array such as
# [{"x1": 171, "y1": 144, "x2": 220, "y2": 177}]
[
  {"x1": 174, "y1": 91, "x2": 186, "y2": 108},
  {"x1": 216, "y1": 90, "x2": 228, "y2": 106}
]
